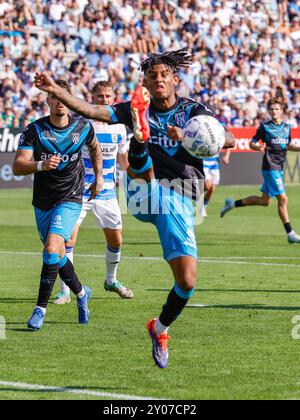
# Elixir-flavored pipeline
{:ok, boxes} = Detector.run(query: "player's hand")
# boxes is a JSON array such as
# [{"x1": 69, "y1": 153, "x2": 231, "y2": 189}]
[
  {"x1": 258, "y1": 143, "x2": 266, "y2": 153},
  {"x1": 87, "y1": 175, "x2": 103, "y2": 201},
  {"x1": 34, "y1": 72, "x2": 57, "y2": 94},
  {"x1": 167, "y1": 125, "x2": 183, "y2": 142},
  {"x1": 222, "y1": 155, "x2": 230, "y2": 165},
  {"x1": 42, "y1": 155, "x2": 62, "y2": 171}
]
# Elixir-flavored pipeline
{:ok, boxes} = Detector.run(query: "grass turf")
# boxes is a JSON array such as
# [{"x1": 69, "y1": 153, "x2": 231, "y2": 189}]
[{"x1": 0, "y1": 186, "x2": 300, "y2": 400}]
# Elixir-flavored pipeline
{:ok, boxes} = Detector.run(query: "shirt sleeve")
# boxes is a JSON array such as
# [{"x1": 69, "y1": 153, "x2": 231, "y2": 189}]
[
  {"x1": 17, "y1": 124, "x2": 35, "y2": 150},
  {"x1": 189, "y1": 102, "x2": 215, "y2": 118},
  {"x1": 251, "y1": 125, "x2": 265, "y2": 143},
  {"x1": 85, "y1": 122, "x2": 95, "y2": 145},
  {"x1": 118, "y1": 125, "x2": 128, "y2": 155},
  {"x1": 110, "y1": 102, "x2": 133, "y2": 130}
]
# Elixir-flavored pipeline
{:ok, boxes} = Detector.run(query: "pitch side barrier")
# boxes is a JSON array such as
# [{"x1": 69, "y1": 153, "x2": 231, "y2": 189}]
[
  {"x1": 1, "y1": 127, "x2": 300, "y2": 188},
  {"x1": 220, "y1": 127, "x2": 300, "y2": 185}
]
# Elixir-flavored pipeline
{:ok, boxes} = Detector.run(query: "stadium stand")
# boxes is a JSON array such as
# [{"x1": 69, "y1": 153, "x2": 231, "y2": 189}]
[{"x1": 0, "y1": 0, "x2": 299, "y2": 128}]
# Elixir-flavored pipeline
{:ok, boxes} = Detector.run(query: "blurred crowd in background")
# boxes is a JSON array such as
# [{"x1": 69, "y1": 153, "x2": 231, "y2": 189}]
[{"x1": 0, "y1": 0, "x2": 300, "y2": 128}]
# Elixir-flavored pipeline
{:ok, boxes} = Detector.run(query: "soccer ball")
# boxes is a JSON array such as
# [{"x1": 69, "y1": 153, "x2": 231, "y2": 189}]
[{"x1": 182, "y1": 115, "x2": 226, "y2": 158}]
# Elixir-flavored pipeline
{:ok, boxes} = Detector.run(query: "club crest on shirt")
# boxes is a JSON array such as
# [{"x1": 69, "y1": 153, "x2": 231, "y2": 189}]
[
  {"x1": 72, "y1": 133, "x2": 80, "y2": 144},
  {"x1": 175, "y1": 112, "x2": 186, "y2": 127},
  {"x1": 111, "y1": 134, "x2": 118, "y2": 143}
]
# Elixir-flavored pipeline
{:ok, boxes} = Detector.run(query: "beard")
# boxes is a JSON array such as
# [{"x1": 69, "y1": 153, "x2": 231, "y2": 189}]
[{"x1": 55, "y1": 111, "x2": 66, "y2": 117}]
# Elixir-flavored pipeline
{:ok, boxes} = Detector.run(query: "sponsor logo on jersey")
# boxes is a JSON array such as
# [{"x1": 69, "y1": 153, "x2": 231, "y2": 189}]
[{"x1": 271, "y1": 138, "x2": 289, "y2": 145}]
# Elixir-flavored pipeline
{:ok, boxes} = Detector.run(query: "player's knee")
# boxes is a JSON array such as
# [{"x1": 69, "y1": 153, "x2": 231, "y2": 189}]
[
  {"x1": 66, "y1": 238, "x2": 76, "y2": 248},
  {"x1": 263, "y1": 199, "x2": 272, "y2": 207},
  {"x1": 44, "y1": 244, "x2": 60, "y2": 255},
  {"x1": 107, "y1": 233, "x2": 123, "y2": 249},
  {"x1": 278, "y1": 197, "x2": 288, "y2": 207},
  {"x1": 178, "y1": 268, "x2": 197, "y2": 291}
]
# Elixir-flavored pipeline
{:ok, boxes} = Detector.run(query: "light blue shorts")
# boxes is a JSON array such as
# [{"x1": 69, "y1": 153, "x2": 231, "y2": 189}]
[
  {"x1": 34, "y1": 202, "x2": 82, "y2": 243},
  {"x1": 261, "y1": 170, "x2": 285, "y2": 198},
  {"x1": 126, "y1": 176, "x2": 198, "y2": 262}
]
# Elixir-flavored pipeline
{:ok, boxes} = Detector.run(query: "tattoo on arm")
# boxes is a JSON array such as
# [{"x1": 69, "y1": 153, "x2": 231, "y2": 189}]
[
  {"x1": 88, "y1": 136, "x2": 103, "y2": 177},
  {"x1": 53, "y1": 87, "x2": 112, "y2": 122}
]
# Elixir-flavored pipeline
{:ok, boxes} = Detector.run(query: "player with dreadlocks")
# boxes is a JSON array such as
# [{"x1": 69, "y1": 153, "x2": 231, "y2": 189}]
[{"x1": 34, "y1": 49, "x2": 234, "y2": 368}]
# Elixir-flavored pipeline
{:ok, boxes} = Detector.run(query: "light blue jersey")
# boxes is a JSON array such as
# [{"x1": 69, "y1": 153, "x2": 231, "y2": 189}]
[{"x1": 83, "y1": 122, "x2": 127, "y2": 201}]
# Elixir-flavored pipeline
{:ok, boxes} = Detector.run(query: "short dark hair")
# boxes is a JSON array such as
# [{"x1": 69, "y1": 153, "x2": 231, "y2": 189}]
[
  {"x1": 54, "y1": 79, "x2": 71, "y2": 94},
  {"x1": 267, "y1": 97, "x2": 284, "y2": 110},
  {"x1": 92, "y1": 81, "x2": 114, "y2": 95},
  {"x1": 140, "y1": 48, "x2": 194, "y2": 75}
]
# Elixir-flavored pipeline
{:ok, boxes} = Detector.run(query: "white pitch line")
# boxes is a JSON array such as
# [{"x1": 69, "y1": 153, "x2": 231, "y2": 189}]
[
  {"x1": 0, "y1": 380, "x2": 156, "y2": 400},
  {"x1": 0, "y1": 250, "x2": 300, "y2": 268}
]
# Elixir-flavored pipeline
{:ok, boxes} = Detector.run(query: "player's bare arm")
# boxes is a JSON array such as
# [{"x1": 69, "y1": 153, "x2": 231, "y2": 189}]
[
  {"x1": 117, "y1": 152, "x2": 129, "y2": 171},
  {"x1": 223, "y1": 128, "x2": 235, "y2": 149},
  {"x1": 250, "y1": 141, "x2": 266, "y2": 152},
  {"x1": 86, "y1": 135, "x2": 103, "y2": 201},
  {"x1": 13, "y1": 149, "x2": 61, "y2": 176},
  {"x1": 288, "y1": 142, "x2": 300, "y2": 152},
  {"x1": 34, "y1": 72, "x2": 113, "y2": 122},
  {"x1": 222, "y1": 149, "x2": 231, "y2": 165}
]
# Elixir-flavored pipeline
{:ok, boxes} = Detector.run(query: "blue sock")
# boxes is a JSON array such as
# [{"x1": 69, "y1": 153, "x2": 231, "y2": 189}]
[
  {"x1": 37, "y1": 252, "x2": 60, "y2": 308},
  {"x1": 159, "y1": 283, "x2": 195, "y2": 327}
]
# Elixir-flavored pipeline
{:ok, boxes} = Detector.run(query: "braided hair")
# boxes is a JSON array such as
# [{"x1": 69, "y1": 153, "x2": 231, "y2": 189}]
[{"x1": 139, "y1": 49, "x2": 194, "y2": 75}]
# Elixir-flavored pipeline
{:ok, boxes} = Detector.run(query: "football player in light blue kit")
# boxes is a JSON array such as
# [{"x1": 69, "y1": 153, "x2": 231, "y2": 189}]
[
  {"x1": 55, "y1": 81, "x2": 133, "y2": 304},
  {"x1": 221, "y1": 98, "x2": 300, "y2": 243},
  {"x1": 34, "y1": 50, "x2": 235, "y2": 368},
  {"x1": 13, "y1": 79, "x2": 103, "y2": 331}
]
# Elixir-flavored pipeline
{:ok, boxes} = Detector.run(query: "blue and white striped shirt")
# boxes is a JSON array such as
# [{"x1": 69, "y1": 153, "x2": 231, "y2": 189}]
[
  {"x1": 203, "y1": 154, "x2": 220, "y2": 171},
  {"x1": 83, "y1": 122, "x2": 127, "y2": 200}
]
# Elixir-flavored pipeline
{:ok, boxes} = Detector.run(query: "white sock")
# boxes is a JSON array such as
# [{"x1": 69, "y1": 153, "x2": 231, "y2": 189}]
[
  {"x1": 155, "y1": 319, "x2": 169, "y2": 336},
  {"x1": 77, "y1": 288, "x2": 86, "y2": 299},
  {"x1": 105, "y1": 246, "x2": 121, "y2": 285},
  {"x1": 35, "y1": 305, "x2": 46, "y2": 315},
  {"x1": 60, "y1": 280, "x2": 70, "y2": 295},
  {"x1": 66, "y1": 247, "x2": 74, "y2": 264}
]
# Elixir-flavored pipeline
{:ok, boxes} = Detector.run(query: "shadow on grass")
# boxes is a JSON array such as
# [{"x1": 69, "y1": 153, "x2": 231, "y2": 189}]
[
  {"x1": 0, "y1": 298, "x2": 37, "y2": 303},
  {"x1": 147, "y1": 288, "x2": 300, "y2": 294},
  {"x1": 187, "y1": 304, "x2": 300, "y2": 311},
  {"x1": 0, "y1": 384, "x2": 129, "y2": 394}
]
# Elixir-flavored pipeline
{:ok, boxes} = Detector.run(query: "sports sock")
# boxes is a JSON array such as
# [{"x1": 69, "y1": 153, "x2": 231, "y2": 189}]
[
  {"x1": 284, "y1": 223, "x2": 293, "y2": 234},
  {"x1": 204, "y1": 198, "x2": 209, "y2": 207},
  {"x1": 234, "y1": 200, "x2": 245, "y2": 208},
  {"x1": 35, "y1": 305, "x2": 46, "y2": 315},
  {"x1": 106, "y1": 246, "x2": 121, "y2": 285},
  {"x1": 159, "y1": 284, "x2": 195, "y2": 327},
  {"x1": 58, "y1": 256, "x2": 71, "y2": 295},
  {"x1": 37, "y1": 252, "x2": 59, "y2": 308},
  {"x1": 58, "y1": 257, "x2": 83, "y2": 296},
  {"x1": 128, "y1": 138, "x2": 152, "y2": 173},
  {"x1": 66, "y1": 246, "x2": 74, "y2": 264},
  {"x1": 155, "y1": 318, "x2": 169, "y2": 336}
]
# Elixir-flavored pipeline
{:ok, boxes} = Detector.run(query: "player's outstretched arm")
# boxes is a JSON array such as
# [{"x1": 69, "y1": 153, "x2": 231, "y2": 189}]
[
  {"x1": 34, "y1": 72, "x2": 113, "y2": 122},
  {"x1": 86, "y1": 136, "x2": 104, "y2": 201},
  {"x1": 223, "y1": 128, "x2": 235, "y2": 149},
  {"x1": 13, "y1": 150, "x2": 61, "y2": 176},
  {"x1": 288, "y1": 142, "x2": 300, "y2": 152}
]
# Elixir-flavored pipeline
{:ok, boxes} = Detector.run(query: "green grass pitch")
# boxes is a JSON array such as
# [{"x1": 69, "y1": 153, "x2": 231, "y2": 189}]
[{"x1": 1, "y1": 186, "x2": 300, "y2": 400}]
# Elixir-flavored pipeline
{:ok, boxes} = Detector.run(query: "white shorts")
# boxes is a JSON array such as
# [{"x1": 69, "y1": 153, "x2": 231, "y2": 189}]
[
  {"x1": 77, "y1": 198, "x2": 122, "y2": 230},
  {"x1": 204, "y1": 167, "x2": 220, "y2": 186}
]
